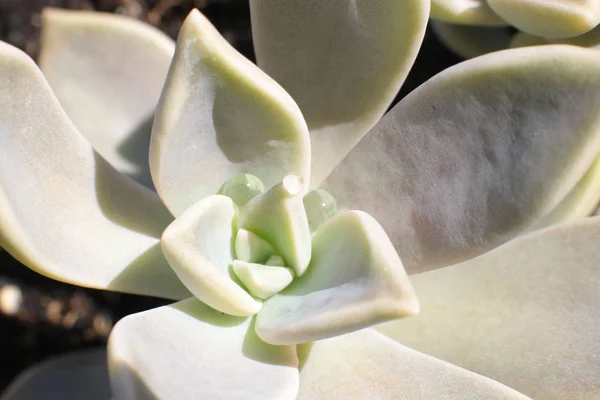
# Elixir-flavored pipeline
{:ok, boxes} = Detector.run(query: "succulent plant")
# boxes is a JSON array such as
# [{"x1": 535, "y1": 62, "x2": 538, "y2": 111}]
[
  {"x1": 1, "y1": 2, "x2": 600, "y2": 399},
  {"x1": 431, "y1": 0, "x2": 600, "y2": 58}
]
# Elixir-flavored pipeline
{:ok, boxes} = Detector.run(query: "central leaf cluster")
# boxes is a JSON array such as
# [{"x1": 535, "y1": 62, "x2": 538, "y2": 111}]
[{"x1": 220, "y1": 173, "x2": 337, "y2": 303}]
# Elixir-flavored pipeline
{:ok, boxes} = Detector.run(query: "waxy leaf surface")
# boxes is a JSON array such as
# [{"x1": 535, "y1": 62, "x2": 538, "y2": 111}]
[
  {"x1": 39, "y1": 9, "x2": 174, "y2": 188},
  {"x1": 250, "y1": 0, "x2": 429, "y2": 186},
  {"x1": 323, "y1": 45, "x2": 600, "y2": 273},
  {"x1": 431, "y1": 0, "x2": 506, "y2": 25},
  {"x1": 488, "y1": 0, "x2": 600, "y2": 38},
  {"x1": 298, "y1": 329, "x2": 529, "y2": 399},
  {"x1": 161, "y1": 195, "x2": 262, "y2": 317},
  {"x1": 378, "y1": 217, "x2": 600, "y2": 399},
  {"x1": 151, "y1": 10, "x2": 310, "y2": 216},
  {"x1": 256, "y1": 211, "x2": 418, "y2": 345},
  {"x1": 109, "y1": 299, "x2": 299, "y2": 400},
  {"x1": 0, "y1": 42, "x2": 188, "y2": 300}
]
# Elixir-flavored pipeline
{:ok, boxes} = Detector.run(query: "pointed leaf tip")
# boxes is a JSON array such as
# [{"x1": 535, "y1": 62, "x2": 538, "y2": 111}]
[
  {"x1": 0, "y1": 41, "x2": 188, "y2": 300},
  {"x1": 161, "y1": 195, "x2": 262, "y2": 317},
  {"x1": 150, "y1": 9, "x2": 310, "y2": 216},
  {"x1": 39, "y1": 8, "x2": 174, "y2": 188},
  {"x1": 239, "y1": 177, "x2": 312, "y2": 277},
  {"x1": 250, "y1": 0, "x2": 430, "y2": 186},
  {"x1": 256, "y1": 210, "x2": 418, "y2": 345}
]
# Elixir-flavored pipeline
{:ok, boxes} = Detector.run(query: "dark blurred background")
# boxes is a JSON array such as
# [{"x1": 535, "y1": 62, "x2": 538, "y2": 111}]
[{"x1": 0, "y1": 0, "x2": 461, "y2": 391}]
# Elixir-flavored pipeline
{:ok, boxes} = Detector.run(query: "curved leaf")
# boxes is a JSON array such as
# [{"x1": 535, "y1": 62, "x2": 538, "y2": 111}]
[
  {"x1": 256, "y1": 211, "x2": 418, "y2": 345},
  {"x1": 161, "y1": 195, "x2": 262, "y2": 317},
  {"x1": 150, "y1": 10, "x2": 310, "y2": 216},
  {"x1": 109, "y1": 298, "x2": 299, "y2": 400},
  {"x1": 432, "y1": 21, "x2": 513, "y2": 59},
  {"x1": 298, "y1": 329, "x2": 530, "y2": 399},
  {"x1": 488, "y1": 0, "x2": 600, "y2": 38},
  {"x1": 39, "y1": 9, "x2": 174, "y2": 188},
  {"x1": 1, "y1": 349, "x2": 109, "y2": 400},
  {"x1": 378, "y1": 217, "x2": 600, "y2": 399},
  {"x1": 509, "y1": 32, "x2": 548, "y2": 48},
  {"x1": 0, "y1": 42, "x2": 188, "y2": 300},
  {"x1": 322, "y1": 45, "x2": 600, "y2": 273},
  {"x1": 527, "y1": 156, "x2": 600, "y2": 231},
  {"x1": 431, "y1": 0, "x2": 506, "y2": 26},
  {"x1": 250, "y1": 0, "x2": 429, "y2": 186}
]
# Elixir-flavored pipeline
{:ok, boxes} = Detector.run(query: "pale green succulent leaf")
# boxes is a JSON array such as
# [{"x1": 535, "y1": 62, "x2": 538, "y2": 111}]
[
  {"x1": 250, "y1": 0, "x2": 429, "y2": 187},
  {"x1": 528, "y1": 156, "x2": 600, "y2": 231},
  {"x1": 509, "y1": 31, "x2": 549, "y2": 48},
  {"x1": 39, "y1": 8, "x2": 174, "y2": 188},
  {"x1": 161, "y1": 195, "x2": 262, "y2": 317},
  {"x1": 298, "y1": 329, "x2": 530, "y2": 400},
  {"x1": 322, "y1": 45, "x2": 600, "y2": 274},
  {"x1": 235, "y1": 228, "x2": 275, "y2": 264},
  {"x1": 547, "y1": 24, "x2": 600, "y2": 48},
  {"x1": 232, "y1": 260, "x2": 294, "y2": 300},
  {"x1": 0, "y1": 349, "x2": 110, "y2": 400},
  {"x1": 255, "y1": 211, "x2": 418, "y2": 345},
  {"x1": 377, "y1": 216, "x2": 600, "y2": 399},
  {"x1": 109, "y1": 298, "x2": 299, "y2": 400},
  {"x1": 432, "y1": 21, "x2": 513, "y2": 59},
  {"x1": 266, "y1": 255, "x2": 285, "y2": 267},
  {"x1": 431, "y1": 0, "x2": 507, "y2": 25},
  {"x1": 512, "y1": 25, "x2": 600, "y2": 49},
  {"x1": 150, "y1": 10, "x2": 310, "y2": 216},
  {"x1": 239, "y1": 176, "x2": 311, "y2": 277},
  {"x1": 0, "y1": 42, "x2": 189, "y2": 300},
  {"x1": 488, "y1": 0, "x2": 600, "y2": 38}
]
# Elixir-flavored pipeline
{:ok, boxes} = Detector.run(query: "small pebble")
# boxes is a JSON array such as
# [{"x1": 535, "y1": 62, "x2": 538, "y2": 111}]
[{"x1": 0, "y1": 284, "x2": 22, "y2": 316}]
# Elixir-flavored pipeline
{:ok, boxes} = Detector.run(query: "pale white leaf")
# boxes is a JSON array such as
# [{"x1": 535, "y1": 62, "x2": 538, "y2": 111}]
[
  {"x1": 0, "y1": 349, "x2": 109, "y2": 400},
  {"x1": 431, "y1": 0, "x2": 506, "y2": 25},
  {"x1": 0, "y1": 42, "x2": 188, "y2": 300},
  {"x1": 298, "y1": 329, "x2": 530, "y2": 400},
  {"x1": 488, "y1": 0, "x2": 600, "y2": 38},
  {"x1": 161, "y1": 195, "x2": 262, "y2": 317},
  {"x1": 39, "y1": 9, "x2": 174, "y2": 188},
  {"x1": 432, "y1": 21, "x2": 513, "y2": 59},
  {"x1": 256, "y1": 211, "x2": 418, "y2": 345},
  {"x1": 109, "y1": 298, "x2": 299, "y2": 400},
  {"x1": 250, "y1": 0, "x2": 429, "y2": 186},
  {"x1": 150, "y1": 10, "x2": 310, "y2": 216},
  {"x1": 322, "y1": 45, "x2": 600, "y2": 274},
  {"x1": 378, "y1": 217, "x2": 600, "y2": 399}
]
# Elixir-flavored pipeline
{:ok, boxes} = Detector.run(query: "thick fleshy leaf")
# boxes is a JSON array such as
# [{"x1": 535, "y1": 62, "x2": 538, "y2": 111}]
[
  {"x1": 161, "y1": 195, "x2": 262, "y2": 317},
  {"x1": 528, "y1": 156, "x2": 600, "y2": 231},
  {"x1": 250, "y1": 0, "x2": 429, "y2": 186},
  {"x1": 432, "y1": 21, "x2": 512, "y2": 59},
  {"x1": 232, "y1": 260, "x2": 294, "y2": 300},
  {"x1": 39, "y1": 9, "x2": 174, "y2": 188},
  {"x1": 488, "y1": 0, "x2": 600, "y2": 38},
  {"x1": 239, "y1": 176, "x2": 311, "y2": 276},
  {"x1": 298, "y1": 329, "x2": 530, "y2": 399},
  {"x1": 109, "y1": 298, "x2": 299, "y2": 400},
  {"x1": 0, "y1": 42, "x2": 188, "y2": 300},
  {"x1": 255, "y1": 211, "x2": 418, "y2": 345},
  {"x1": 322, "y1": 45, "x2": 600, "y2": 274},
  {"x1": 509, "y1": 32, "x2": 548, "y2": 48},
  {"x1": 0, "y1": 349, "x2": 110, "y2": 400},
  {"x1": 431, "y1": 0, "x2": 506, "y2": 25},
  {"x1": 377, "y1": 216, "x2": 600, "y2": 399},
  {"x1": 512, "y1": 26, "x2": 600, "y2": 50},
  {"x1": 150, "y1": 10, "x2": 310, "y2": 216},
  {"x1": 235, "y1": 228, "x2": 275, "y2": 264},
  {"x1": 552, "y1": 24, "x2": 600, "y2": 47}
]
